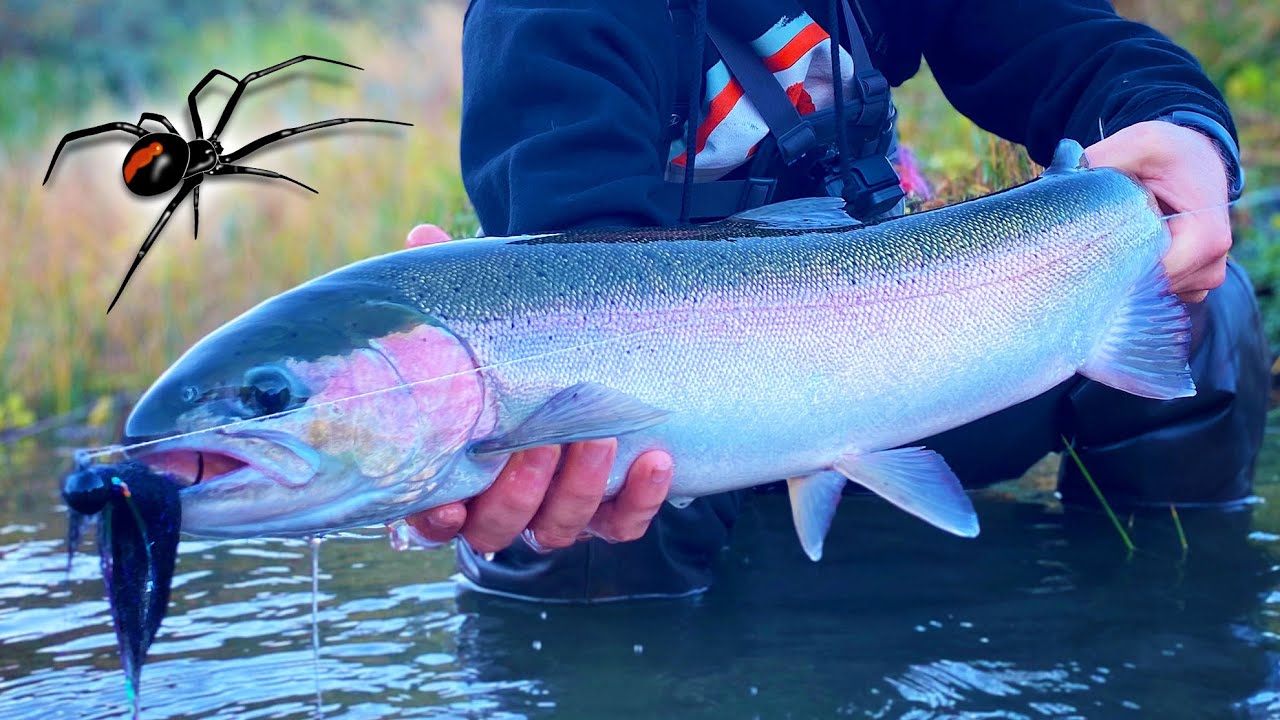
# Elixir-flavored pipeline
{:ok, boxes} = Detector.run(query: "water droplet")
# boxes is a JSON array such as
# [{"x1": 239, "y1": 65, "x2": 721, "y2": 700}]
[
  {"x1": 387, "y1": 520, "x2": 443, "y2": 551},
  {"x1": 633, "y1": 644, "x2": 644, "y2": 655},
  {"x1": 979, "y1": 637, "x2": 990, "y2": 644},
  {"x1": 749, "y1": 686, "x2": 758, "y2": 696},
  {"x1": 387, "y1": 521, "x2": 412, "y2": 552},
  {"x1": 539, "y1": 611, "x2": 548, "y2": 620},
  {"x1": 532, "y1": 640, "x2": 542, "y2": 651}
]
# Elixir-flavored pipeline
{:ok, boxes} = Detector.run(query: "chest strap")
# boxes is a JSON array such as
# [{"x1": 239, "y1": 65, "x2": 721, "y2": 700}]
[{"x1": 664, "y1": 0, "x2": 901, "y2": 222}]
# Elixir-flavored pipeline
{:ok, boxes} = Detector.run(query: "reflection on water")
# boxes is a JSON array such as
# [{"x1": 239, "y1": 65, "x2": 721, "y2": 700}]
[{"x1": 1, "y1": 431, "x2": 1278, "y2": 719}]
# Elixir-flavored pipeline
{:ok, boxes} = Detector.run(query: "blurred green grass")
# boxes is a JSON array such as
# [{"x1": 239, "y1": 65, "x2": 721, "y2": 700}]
[{"x1": 0, "y1": 1, "x2": 1275, "y2": 426}]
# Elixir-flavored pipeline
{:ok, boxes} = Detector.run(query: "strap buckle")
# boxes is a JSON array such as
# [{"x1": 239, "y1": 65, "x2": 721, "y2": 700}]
[
  {"x1": 739, "y1": 177, "x2": 777, "y2": 210},
  {"x1": 821, "y1": 154, "x2": 903, "y2": 220}
]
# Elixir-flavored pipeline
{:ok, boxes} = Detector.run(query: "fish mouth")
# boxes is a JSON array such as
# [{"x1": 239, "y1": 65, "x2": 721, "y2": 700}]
[
  {"x1": 137, "y1": 448, "x2": 249, "y2": 487},
  {"x1": 128, "y1": 431, "x2": 320, "y2": 490}
]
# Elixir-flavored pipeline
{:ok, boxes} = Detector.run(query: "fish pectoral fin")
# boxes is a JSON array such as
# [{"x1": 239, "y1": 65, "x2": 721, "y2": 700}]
[
  {"x1": 833, "y1": 447, "x2": 979, "y2": 538},
  {"x1": 1078, "y1": 261, "x2": 1195, "y2": 400},
  {"x1": 729, "y1": 197, "x2": 860, "y2": 230},
  {"x1": 470, "y1": 382, "x2": 669, "y2": 456},
  {"x1": 787, "y1": 471, "x2": 848, "y2": 561},
  {"x1": 1044, "y1": 138, "x2": 1089, "y2": 175}
]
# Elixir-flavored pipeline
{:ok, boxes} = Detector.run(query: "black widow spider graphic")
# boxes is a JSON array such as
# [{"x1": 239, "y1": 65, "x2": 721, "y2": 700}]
[{"x1": 43, "y1": 55, "x2": 412, "y2": 313}]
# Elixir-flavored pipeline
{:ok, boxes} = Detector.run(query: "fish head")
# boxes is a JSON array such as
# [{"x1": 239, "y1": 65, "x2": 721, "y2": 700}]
[{"x1": 124, "y1": 282, "x2": 487, "y2": 537}]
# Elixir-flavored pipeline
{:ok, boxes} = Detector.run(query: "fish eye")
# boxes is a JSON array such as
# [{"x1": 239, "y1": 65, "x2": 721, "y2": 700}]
[
  {"x1": 181, "y1": 386, "x2": 199, "y2": 403},
  {"x1": 240, "y1": 366, "x2": 304, "y2": 417}
]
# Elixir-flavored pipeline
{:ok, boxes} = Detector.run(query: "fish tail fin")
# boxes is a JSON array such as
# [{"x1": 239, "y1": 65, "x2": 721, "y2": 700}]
[{"x1": 1079, "y1": 263, "x2": 1195, "y2": 400}]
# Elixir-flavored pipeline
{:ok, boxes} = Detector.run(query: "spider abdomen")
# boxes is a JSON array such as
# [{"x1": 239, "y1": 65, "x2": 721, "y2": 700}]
[{"x1": 122, "y1": 133, "x2": 189, "y2": 196}]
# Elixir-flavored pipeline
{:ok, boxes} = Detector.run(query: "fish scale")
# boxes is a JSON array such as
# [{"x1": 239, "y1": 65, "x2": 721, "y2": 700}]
[
  {"x1": 119, "y1": 139, "x2": 1192, "y2": 554},
  {"x1": 354, "y1": 161, "x2": 1162, "y2": 498}
]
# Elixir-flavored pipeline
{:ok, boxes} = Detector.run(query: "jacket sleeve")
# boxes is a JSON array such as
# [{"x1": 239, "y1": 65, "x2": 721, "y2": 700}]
[
  {"x1": 460, "y1": 0, "x2": 679, "y2": 236},
  {"x1": 907, "y1": 0, "x2": 1237, "y2": 166}
]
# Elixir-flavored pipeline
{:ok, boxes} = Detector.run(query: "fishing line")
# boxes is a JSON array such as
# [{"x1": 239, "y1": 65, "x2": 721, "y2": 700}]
[
  {"x1": 75, "y1": 312, "x2": 714, "y2": 462},
  {"x1": 112, "y1": 477, "x2": 156, "y2": 597},
  {"x1": 72, "y1": 182, "x2": 1278, "y2": 465},
  {"x1": 1159, "y1": 187, "x2": 1280, "y2": 222}
]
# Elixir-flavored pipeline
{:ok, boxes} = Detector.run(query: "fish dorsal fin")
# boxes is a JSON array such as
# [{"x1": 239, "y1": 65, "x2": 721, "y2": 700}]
[
  {"x1": 1045, "y1": 138, "x2": 1089, "y2": 175},
  {"x1": 470, "y1": 382, "x2": 669, "y2": 456},
  {"x1": 787, "y1": 471, "x2": 848, "y2": 561},
  {"x1": 1079, "y1": 262, "x2": 1195, "y2": 399},
  {"x1": 833, "y1": 447, "x2": 979, "y2": 538},
  {"x1": 730, "y1": 197, "x2": 860, "y2": 230}
]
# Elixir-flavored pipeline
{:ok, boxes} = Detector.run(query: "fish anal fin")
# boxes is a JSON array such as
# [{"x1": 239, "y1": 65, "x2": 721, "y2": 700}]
[{"x1": 833, "y1": 447, "x2": 979, "y2": 538}]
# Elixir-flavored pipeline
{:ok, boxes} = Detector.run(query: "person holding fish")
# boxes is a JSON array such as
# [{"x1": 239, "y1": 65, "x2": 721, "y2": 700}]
[{"x1": 399, "y1": 0, "x2": 1271, "y2": 600}]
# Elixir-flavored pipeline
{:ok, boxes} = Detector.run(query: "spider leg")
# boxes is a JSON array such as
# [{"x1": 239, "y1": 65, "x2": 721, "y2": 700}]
[
  {"x1": 192, "y1": 184, "x2": 200, "y2": 239},
  {"x1": 208, "y1": 55, "x2": 362, "y2": 142},
  {"x1": 136, "y1": 112, "x2": 178, "y2": 134},
  {"x1": 106, "y1": 177, "x2": 200, "y2": 314},
  {"x1": 43, "y1": 122, "x2": 145, "y2": 185},
  {"x1": 221, "y1": 117, "x2": 412, "y2": 164},
  {"x1": 187, "y1": 68, "x2": 238, "y2": 139},
  {"x1": 210, "y1": 163, "x2": 318, "y2": 193}
]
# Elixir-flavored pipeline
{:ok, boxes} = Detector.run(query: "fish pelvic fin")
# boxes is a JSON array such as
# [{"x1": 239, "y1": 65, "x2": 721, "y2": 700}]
[
  {"x1": 1079, "y1": 263, "x2": 1195, "y2": 400},
  {"x1": 832, "y1": 447, "x2": 979, "y2": 538},
  {"x1": 787, "y1": 471, "x2": 848, "y2": 561},
  {"x1": 729, "y1": 197, "x2": 860, "y2": 230},
  {"x1": 470, "y1": 382, "x2": 669, "y2": 456}
]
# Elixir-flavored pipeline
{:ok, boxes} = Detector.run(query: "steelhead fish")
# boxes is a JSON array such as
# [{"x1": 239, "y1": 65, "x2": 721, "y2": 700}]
[{"x1": 120, "y1": 139, "x2": 1193, "y2": 560}]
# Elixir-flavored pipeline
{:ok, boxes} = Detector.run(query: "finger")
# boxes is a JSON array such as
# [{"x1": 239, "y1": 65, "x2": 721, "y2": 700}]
[
  {"x1": 460, "y1": 445, "x2": 561, "y2": 553},
  {"x1": 1162, "y1": 211, "x2": 1231, "y2": 292},
  {"x1": 525, "y1": 439, "x2": 617, "y2": 550},
  {"x1": 1085, "y1": 123, "x2": 1227, "y2": 213},
  {"x1": 589, "y1": 450, "x2": 673, "y2": 543},
  {"x1": 406, "y1": 223, "x2": 452, "y2": 249},
  {"x1": 1172, "y1": 262, "x2": 1227, "y2": 303},
  {"x1": 405, "y1": 502, "x2": 467, "y2": 544},
  {"x1": 1084, "y1": 123, "x2": 1171, "y2": 177}
]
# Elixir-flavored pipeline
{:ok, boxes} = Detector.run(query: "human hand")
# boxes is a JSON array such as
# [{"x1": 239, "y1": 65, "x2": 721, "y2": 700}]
[
  {"x1": 1085, "y1": 120, "x2": 1233, "y2": 303},
  {"x1": 394, "y1": 224, "x2": 676, "y2": 553}
]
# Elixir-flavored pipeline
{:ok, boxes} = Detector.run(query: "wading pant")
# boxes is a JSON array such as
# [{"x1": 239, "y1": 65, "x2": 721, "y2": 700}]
[{"x1": 456, "y1": 260, "x2": 1272, "y2": 602}]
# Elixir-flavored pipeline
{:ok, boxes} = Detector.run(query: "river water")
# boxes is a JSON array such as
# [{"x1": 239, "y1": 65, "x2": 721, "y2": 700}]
[{"x1": 1, "y1": 427, "x2": 1278, "y2": 719}]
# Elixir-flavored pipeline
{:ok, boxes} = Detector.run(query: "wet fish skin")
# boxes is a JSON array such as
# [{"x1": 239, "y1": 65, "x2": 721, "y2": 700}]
[{"x1": 122, "y1": 139, "x2": 1192, "y2": 550}]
